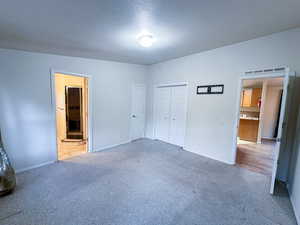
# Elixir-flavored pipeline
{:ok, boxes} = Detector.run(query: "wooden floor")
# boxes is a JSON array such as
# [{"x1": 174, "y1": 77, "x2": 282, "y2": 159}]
[
  {"x1": 58, "y1": 140, "x2": 87, "y2": 160},
  {"x1": 236, "y1": 139, "x2": 275, "y2": 176}
]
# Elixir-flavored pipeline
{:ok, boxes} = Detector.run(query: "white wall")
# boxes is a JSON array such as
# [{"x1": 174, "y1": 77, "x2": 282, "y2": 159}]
[
  {"x1": 146, "y1": 27, "x2": 300, "y2": 165},
  {"x1": 262, "y1": 86, "x2": 282, "y2": 139},
  {"x1": 0, "y1": 49, "x2": 147, "y2": 172}
]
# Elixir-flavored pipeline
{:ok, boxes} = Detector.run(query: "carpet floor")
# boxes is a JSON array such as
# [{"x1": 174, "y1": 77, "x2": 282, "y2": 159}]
[{"x1": 0, "y1": 139, "x2": 297, "y2": 225}]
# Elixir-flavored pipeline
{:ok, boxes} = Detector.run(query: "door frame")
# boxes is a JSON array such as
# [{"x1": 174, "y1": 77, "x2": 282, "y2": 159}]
[
  {"x1": 153, "y1": 82, "x2": 189, "y2": 148},
  {"x1": 232, "y1": 68, "x2": 295, "y2": 192},
  {"x1": 130, "y1": 83, "x2": 146, "y2": 141},
  {"x1": 50, "y1": 69, "x2": 94, "y2": 160},
  {"x1": 232, "y1": 68, "x2": 294, "y2": 164}
]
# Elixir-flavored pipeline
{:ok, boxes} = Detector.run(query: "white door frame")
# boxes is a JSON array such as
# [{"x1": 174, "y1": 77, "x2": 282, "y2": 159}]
[
  {"x1": 232, "y1": 68, "x2": 293, "y2": 163},
  {"x1": 232, "y1": 67, "x2": 295, "y2": 193},
  {"x1": 130, "y1": 83, "x2": 146, "y2": 141},
  {"x1": 50, "y1": 69, "x2": 94, "y2": 160},
  {"x1": 153, "y1": 82, "x2": 189, "y2": 148}
]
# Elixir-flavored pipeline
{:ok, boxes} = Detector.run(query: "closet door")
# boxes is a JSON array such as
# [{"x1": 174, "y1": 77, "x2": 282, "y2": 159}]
[
  {"x1": 169, "y1": 86, "x2": 187, "y2": 147},
  {"x1": 155, "y1": 87, "x2": 171, "y2": 142}
]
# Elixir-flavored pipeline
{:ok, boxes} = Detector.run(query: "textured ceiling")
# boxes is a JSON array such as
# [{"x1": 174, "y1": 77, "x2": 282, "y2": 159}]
[{"x1": 1, "y1": 0, "x2": 300, "y2": 65}]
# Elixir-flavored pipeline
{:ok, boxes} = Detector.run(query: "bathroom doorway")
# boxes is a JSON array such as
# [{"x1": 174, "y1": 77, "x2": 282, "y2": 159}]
[{"x1": 54, "y1": 73, "x2": 89, "y2": 160}]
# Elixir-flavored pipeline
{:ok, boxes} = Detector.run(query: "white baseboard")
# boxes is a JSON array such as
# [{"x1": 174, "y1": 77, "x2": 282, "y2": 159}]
[
  {"x1": 288, "y1": 186, "x2": 300, "y2": 225},
  {"x1": 145, "y1": 133, "x2": 155, "y2": 140},
  {"x1": 94, "y1": 140, "x2": 131, "y2": 152},
  {"x1": 149, "y1": 139, "x2": 234, "y2": 165},
  {"x1": 290, "y1": 197, "x2": 300, "y2": 225},
  {"x1": 16, "y1": 161, "x2": 56, "y2": 174},
  {"x1": 184, "y1": 147, "x2": 235, "y2": 165},
  {"x1": 145, "y1": 136, "x2": 155, "y2": 140},
  {"x1": 15, "y1": 140, "x2": 132, "y2": 173},
  {"x1": 261, "y1": 137, "x2": 276, "y2": 141}
]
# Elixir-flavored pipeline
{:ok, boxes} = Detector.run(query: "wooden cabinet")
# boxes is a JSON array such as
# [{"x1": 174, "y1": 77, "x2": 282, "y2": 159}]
[
  {"x1": 239, "y1": 87, "x2": 262, "y2": 142},
  {"x1": 251, "y1": 88, "x2": 262, "y2": 107},
  {"x1": 240, "y1": 88, "x2": 262, "y2": 107},
  {"x1": 241, "y1": 89, "x2": 252, "y2": 107},
  {"x1": 238, "y1": 119, "x2": 259, "y2": 142}
]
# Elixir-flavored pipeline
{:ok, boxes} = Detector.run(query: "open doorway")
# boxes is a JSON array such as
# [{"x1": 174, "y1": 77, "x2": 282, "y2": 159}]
[
  {"x1": 234, "y1": 68, "x2": 296, "y2": 195},
  {"x1": 54, "y1": 73, "x2": 89, "y2": 160},
  {"x1": 234, "y1": 68, "x2": 296, "y2": 194},
  {"x1": 236, "y1": 77, "x2": 284, "y2": 176}
]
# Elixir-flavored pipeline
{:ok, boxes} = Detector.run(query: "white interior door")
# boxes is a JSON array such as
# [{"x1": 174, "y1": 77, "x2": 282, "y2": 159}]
[
  {"x1": 130, "y1": 84, "x2": 146, "y2": 141},
  {"x1": 270, "y1": 74, "x2": 291, "y2": 194},
  {"x1": 169, "y1": 86, "x2": 188, "y2": 147},
  {"x1": 155, "y1": 87, "x2": 171, "y2": 142}
]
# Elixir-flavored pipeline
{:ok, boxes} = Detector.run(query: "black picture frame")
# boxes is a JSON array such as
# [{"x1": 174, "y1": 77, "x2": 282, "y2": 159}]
[{"x1": 197, "y1": 84, "x2": 224, "y2": 95}]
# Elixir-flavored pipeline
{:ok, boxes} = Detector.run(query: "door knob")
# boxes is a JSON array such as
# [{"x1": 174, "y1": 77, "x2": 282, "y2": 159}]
[{"x1": 132, "y1": 115, "x2": 137, "y2": 118}]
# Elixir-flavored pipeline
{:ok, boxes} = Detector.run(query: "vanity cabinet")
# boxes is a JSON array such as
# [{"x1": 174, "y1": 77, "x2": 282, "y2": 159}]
[{"x1": 239, "y1": 118, "x2": 259, "y2": 142}]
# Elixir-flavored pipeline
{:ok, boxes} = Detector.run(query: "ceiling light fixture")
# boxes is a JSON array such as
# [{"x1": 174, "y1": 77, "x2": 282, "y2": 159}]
[{"x1": 137, "y1": 33, "x2": 155, "y2": 47}]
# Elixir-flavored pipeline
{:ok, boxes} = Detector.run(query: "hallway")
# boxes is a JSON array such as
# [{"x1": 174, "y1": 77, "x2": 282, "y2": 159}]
[{"x1": 237, "y1": 139, "x2": 275, "y2": 176}]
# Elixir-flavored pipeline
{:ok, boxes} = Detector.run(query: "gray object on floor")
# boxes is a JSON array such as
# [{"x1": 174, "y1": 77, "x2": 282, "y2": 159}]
[
  {"x1": 0, "y1": 131, "x2": 16, "y2": 196},
  {"x1": 0, "y1": 147, "x2": 16, "y2": 196},
  {"x1": 0, "y1": 139, "x2": 297, "y2": 225}
]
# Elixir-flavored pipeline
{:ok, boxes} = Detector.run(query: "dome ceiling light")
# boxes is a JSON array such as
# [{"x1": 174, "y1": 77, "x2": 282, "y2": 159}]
[{"x1": 137, "y1": 33, "x2": 155, "y2": 47}]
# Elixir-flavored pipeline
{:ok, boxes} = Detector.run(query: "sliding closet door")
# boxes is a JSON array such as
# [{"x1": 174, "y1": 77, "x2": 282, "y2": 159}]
[
  {"x1": 169, "y1": 86, "x2": 188, "y2": 147},
  {"x1": 155, "y1": 85, "x2": 188, "y2": 147},
  {"x1": 155, "y1": 88, "x2": 171, "y2": 142}
]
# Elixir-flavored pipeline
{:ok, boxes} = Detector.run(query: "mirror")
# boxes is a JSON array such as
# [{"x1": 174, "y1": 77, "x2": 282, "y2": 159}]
[{"x1": 65, "y1": 86, "x2": 83, "y2": 139}]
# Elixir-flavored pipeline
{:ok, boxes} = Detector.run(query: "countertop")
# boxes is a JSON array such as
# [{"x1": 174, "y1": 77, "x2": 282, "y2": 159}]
[{"x1": 239, "y1": 116, "x2": 259, "y2": 121}]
